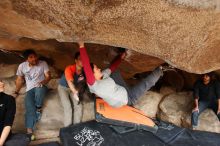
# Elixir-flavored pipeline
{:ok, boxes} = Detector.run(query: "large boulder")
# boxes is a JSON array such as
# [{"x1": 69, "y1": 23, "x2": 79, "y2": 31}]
[
  {"x1": 157, "y1": 92, "x2": 194, "y2": 127},
  {"x1": 134, "y1": 91, "x2": 163, "y2": 118},
  {"x1": 82, "y1": 101, "x2": 95, "y2": 122},
  {"x1": 0, "y1": 64, "x2": 19, "y2": 78},
  {"x1": 12, "y1": 93, "x2": 25, "y2": 132}
]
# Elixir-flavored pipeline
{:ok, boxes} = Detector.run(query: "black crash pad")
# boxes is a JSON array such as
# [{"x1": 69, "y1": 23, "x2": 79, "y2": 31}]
[{"x1": 60, "y1": 120, "x2": 220, "y2": 146}]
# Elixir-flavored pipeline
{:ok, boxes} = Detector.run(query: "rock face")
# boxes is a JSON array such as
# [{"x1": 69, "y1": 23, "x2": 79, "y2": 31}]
[{"x1": 0, "y1": 0, "x2": 220, "y2": 73}]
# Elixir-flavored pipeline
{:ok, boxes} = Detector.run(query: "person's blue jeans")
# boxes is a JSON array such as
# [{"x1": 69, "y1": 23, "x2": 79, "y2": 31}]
[
  {"x1": 25, "y1": 86, "x2": 48, "y2": 130},
  {"x1": 111, "y1": 67, "x2": 163, "y2": 105},
  {"x1": 4, "y1": 133, "x2": 30, "y2": 146},
  {"x1": 191, "y1": 100, "x2": 220, "y2": 127}
]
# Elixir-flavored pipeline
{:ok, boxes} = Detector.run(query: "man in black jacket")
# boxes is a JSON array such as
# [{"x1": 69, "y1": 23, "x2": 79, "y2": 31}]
[
  {"x1": 0, "y1": 81, "x2": 29, "y2": 146},
  {"x1": 191, "y1": 73, "x2": 220, "y2": 129}
]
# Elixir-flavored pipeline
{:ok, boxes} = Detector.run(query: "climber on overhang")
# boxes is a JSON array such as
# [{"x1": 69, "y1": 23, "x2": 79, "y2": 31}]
[
  {"x1": 191, "y1": 73, "x2": 220, "y2": 130},
  {"x1": 14, "y1": 49, "x2": 51, "y2": 141},
  {"x1": 78, "y1": 41, "x2": 175, "y2": 108}
]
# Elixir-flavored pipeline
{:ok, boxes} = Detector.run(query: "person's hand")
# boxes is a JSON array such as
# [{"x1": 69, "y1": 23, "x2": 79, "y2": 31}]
[
  {"x1": 78, "y1": 41, "x2": 84, "y2": 48},
  {"x1": 120, "y1": 52, "x2": 127, "y2": 60},
  {"x1": 36, "y1": 83, "x2": 43, "y2": 88},
  {"x1": 192, "y1": 106, "x2": 199, "y2": 112}
]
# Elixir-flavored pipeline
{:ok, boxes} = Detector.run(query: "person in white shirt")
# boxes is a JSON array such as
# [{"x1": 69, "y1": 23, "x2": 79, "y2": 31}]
[{"x1": 14, "y1": 49, "x2": 51, "y2": 140}]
